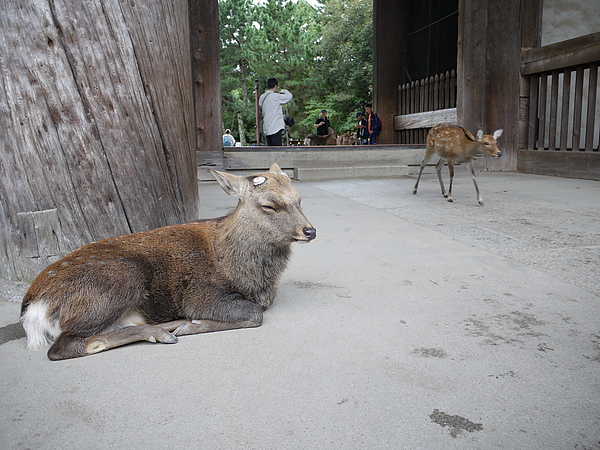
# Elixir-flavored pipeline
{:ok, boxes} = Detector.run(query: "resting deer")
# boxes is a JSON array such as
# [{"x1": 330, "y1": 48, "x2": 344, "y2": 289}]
[
  {"x1": 412, "y1": 124, "x2": 503, "y2": 205},
  {"x1": 21, "y1": 163, "x2": 316, "y2": 360}
]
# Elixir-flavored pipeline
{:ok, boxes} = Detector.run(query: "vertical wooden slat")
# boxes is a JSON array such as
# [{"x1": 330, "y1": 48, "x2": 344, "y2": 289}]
[
  {"x1": 528, "y1": 74, "x2": 540, "y2": 150},
  {"x1": 548, "y1": 70, "x2": 559, "y2": 150},
  {"x1": 423, "y1": 78, "x2": 431, "y2": 111},
  {"x1": 584, "y1": 62, "x2": 598, "y2": 152},
  {"x1": 538, "y1": 74, "x2": 548, "y2": 150},
  {"x1": 433, "y1": 74, "x2": 440, "y2": 111},
  {"x1": 572, "y1": 66, "x2": 584, "y2": 151},
  {"x1": 559, "y1": 69, "x2": 571, "y2": 151},
  {"x1": 450, "y1": 70, "x2": 456, "y2": 108}
]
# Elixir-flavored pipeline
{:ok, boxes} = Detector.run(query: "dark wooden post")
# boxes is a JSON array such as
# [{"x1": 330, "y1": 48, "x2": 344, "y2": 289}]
[
  {"x1": 0, "y1": 0, "x2": 198, "y2": 281},
  {"x1": 374, "y1": 0, "x2": 406, "y2": 144},
  {"x1": 190, "y1": 0, "x2": 224, "y2": 177},
  {"x1": 457, "y1": 0, "x2": 523, "y2": 171}
]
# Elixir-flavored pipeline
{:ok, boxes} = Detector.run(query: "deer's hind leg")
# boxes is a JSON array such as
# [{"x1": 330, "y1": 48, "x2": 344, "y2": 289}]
[
  {"x1": 435, "y1": 157, "x2": 448, "y2": 199},
  {"x1": 47, "y1": 324, "x2": 178, "y2": 360}
]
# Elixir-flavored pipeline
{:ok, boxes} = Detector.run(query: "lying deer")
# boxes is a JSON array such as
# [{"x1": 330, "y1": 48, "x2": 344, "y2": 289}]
[
  {"x1": 21, "y1": 163, "x2": 316, "y2": 360},
  {"x1": 412, "y1": 124, "x2": 503, "y2": 205}
]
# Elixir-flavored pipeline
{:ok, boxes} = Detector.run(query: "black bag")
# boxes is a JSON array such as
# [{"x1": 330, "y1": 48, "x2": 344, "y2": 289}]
[{"x1": 284, "y1": 116, "x2": 295, "y2": 127}]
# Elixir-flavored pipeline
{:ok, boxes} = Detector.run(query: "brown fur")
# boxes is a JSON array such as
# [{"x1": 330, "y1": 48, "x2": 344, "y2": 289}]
[
  {"x1": 412, "y1": 124, "x2": 503, "y2": 205},
  {"x1": 21, "y1": 163, "x2": 316, "y2": 360}
]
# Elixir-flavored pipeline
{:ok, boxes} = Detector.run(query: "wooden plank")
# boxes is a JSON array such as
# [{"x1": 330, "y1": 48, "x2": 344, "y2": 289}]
[
  {"x1": 572, "y1": 67, "x2": 584, "y2": 151},
  {"x1": 393, "y1": 108, "x2": 458, "y2": 130},
  {"x1": 584, "y1": 62, "x2": 598, "y2": 152},
  {"x1": 548, "y1": 71, "x2": 559, "y2": 150},
  {"x1": 527, "y1": 74, "x2": 539, "y2": 149},
  {"x1": 559, "y1": 69, "x2": 571, "y2": 151},
  {"x1": 521, "y1": 32, "x2": 600, "y2": 75},
  {"x1": 538, "y1": 74, "x2": 548, "y2": 149},
  {"x1": 518, "y1": 150, "x2": 600, "y2": 180}
]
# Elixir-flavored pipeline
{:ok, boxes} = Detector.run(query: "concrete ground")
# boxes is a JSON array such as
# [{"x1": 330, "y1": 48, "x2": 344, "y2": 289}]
[{"x1": 1, "y1": 171, "x2": 599, "y2": 449}]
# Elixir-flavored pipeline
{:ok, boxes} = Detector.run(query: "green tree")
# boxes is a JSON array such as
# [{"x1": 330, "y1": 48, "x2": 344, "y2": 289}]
[
  {"x1": 311, "y1": 0, "x2": 373, "y2": 133},
  {"x1": 218, "y1": 0, "x2": 373, "y2": 143},
  {"x1": 243, "y1": 0, "x2": 320, "y2": 138},
  {"x1": 219, "y1": 0, "x2": 255, "y2": 144}
]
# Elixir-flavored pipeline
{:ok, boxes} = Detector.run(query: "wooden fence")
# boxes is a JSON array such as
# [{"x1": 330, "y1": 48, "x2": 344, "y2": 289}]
[
  {"x1": 394, "y1": 70, "x2": 457, "y2": 144},
  {"x1": 519, "y1": 32, "x2": 600, "y2": 179}
]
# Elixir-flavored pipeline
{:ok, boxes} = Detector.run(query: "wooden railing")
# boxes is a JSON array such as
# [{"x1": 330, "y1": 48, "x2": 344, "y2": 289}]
[
  {"x1": 394, "y1": 70, "x2": 457, "y2": 144},
  {"x1": 521, "y1": 33, "x2": 600, "y2": 152}
]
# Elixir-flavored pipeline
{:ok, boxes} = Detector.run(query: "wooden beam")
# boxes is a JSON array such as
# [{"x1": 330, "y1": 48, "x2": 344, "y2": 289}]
[
  {"x1": 518, "y1": 150, "x2": 600, "y2": 180},
  {"x1": 374, "y1": 0, "x2": 405, "y2": 144},
  {"x1": 393, "y1": 108, "x2": 458, "y2": 130},
  {"x1": 521, "y1": 32, "x2": 600, "y2": 75},
  {"x1": 190, "y1": 0, "x2": 223, "y2": 162}
]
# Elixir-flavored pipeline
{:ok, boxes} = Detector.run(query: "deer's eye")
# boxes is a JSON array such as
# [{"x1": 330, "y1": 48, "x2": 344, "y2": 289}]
[
  {"x1": 262, "y1": 205, "x2": 277, "y2": 213},
  {"x1": 484, "y1": 141, "x2": 490, "y2": 145}
]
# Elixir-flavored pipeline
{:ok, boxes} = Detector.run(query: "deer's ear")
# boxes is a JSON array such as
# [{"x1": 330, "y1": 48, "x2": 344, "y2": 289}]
[
  {"x1": 476, "y1": 129, "x2": 484, "y2": 140},
  {"x1": 268, "y1": 163, "x2": 283, "y2": 174},
  {"x1": 211, "y1": 170, "x2": 244, "y2": 197},
  {"x1": 493, "y1": 129, "x2": 503, "y2": 139}
]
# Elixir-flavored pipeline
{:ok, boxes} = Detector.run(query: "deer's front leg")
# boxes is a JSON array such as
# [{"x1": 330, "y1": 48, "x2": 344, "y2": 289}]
[
  {"x1": 162, "y1": 297, "x2": 263, "y2": 337},
  {"x1": 467, "y1": 161, "x2": 484, "y2": 205}
]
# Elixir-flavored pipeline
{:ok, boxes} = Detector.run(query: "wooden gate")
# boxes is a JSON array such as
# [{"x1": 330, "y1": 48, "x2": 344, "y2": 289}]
[
  {"x1": 393, "y1": 71, "x2": 457, "y2": 144},
  {"x1": 519, "y1": 32, "x2": 600, "y2": 179}
]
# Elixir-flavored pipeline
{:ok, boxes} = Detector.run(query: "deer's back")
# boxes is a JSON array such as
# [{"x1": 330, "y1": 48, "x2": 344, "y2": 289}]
[
  {"x1": 22, "y1": 220, "x2": 225, "y2": 323},
  {"x1": 427, "y1": 124, "x2": 479, "y2": 162}
]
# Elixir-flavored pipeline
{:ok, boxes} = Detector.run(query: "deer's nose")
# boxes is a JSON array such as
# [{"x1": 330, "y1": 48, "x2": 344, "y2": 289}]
[{"x1": 303, "y1": 227, "x2": 317, "y2": 241}]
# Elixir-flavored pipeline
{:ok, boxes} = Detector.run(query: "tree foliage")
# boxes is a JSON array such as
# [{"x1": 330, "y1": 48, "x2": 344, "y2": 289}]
[{"x1": 218, "y1": 0, "x2": 373, "y2": 142}]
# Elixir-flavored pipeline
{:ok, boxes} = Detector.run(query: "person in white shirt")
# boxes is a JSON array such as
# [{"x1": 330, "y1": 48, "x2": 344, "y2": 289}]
[
  {"x1": 222, "y1": 129, "x2": 236, "y2": 146},
  {"x1": 258, "y1": 78, "x2": 293, "y2": 146}
]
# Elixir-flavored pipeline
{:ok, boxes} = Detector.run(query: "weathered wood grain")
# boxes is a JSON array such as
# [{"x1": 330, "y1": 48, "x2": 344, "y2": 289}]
[{"x1": 0, "y1": 0, "x2": 198, "y2": 281}]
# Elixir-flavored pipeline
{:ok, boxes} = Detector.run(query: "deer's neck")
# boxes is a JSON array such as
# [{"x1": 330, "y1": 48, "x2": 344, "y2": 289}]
[{"x1": 214, "y1": 212, "x2": 291, "y2": 309}]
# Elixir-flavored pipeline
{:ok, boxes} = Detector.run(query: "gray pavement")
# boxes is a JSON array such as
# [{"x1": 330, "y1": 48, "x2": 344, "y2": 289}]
[{"x1": 1, "y1": 171, "x2": 599, "y2": 449}]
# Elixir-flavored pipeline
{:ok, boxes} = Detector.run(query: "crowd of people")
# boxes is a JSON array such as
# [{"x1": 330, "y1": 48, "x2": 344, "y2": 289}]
[{"x1": 224, "y1": 77, "x2": 382, "y2": 147}]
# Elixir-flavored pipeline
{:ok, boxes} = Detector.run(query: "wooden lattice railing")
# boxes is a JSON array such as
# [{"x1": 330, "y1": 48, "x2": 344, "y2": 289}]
[
  {"x1": 521, "y1": 33, "x2": 600, "y2": 152},
  {"x1": 394, "y1": 70, "x2": 457, "y2": 144}
]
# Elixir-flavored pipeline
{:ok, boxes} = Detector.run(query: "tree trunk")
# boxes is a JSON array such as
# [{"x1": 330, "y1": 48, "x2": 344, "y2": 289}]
[{"x1": 0, "y1": 0, "x2": 198, "y2": 281}]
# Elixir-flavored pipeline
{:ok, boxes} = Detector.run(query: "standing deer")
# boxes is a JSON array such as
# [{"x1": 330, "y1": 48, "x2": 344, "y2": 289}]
[
  {"x1": 21, "y1": 163, "x2": 316, "y2": 360},
  {"x1": 412, "y1": 124, "x2": 503, "y2": 205}
]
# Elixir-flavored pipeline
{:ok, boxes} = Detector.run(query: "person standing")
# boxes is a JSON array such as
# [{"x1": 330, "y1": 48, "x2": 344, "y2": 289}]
[
  {"x1": 222, "y1": 129, "x2": 236, "y2": 146},
  {"x1": 354, "y1": 111, "x2": 368, "y2": 145},
  {"x1": 259, "y1": 78, "x2": 293, "y2": 146},
  {"x1": 314, "y1": 109, "x2": 331, "y2": 136},
  {"x1": 365, "y1": 103, "x2": 381, "y2": 144}
]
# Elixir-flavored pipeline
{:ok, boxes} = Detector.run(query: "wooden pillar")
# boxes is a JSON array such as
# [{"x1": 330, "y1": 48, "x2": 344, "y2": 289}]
[
  {"x1": 458, "y1": 0, "x2": 524, "y2": 171},
  {"x1": 374, "y1": 0, "x2": 406, "y2": 144},
  {"x1": 190, "y1": 0, "x2": 223, "y2": 177},
  {"x1": 0, "y1": 0, "x2": 198, "y2": 281},
  {"x1": 457, "y1": 0, "x2": 488, "y2": 133}
]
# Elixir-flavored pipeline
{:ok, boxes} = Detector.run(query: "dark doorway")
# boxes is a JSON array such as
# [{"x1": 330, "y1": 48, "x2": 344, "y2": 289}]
[{"x1": 403, "y1": 0, "x2": 458, "y2": 83}]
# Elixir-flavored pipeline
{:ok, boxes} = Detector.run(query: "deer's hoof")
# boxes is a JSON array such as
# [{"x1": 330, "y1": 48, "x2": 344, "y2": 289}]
[
  {"x1": 447, "y1": 199, "x2": 453, "y2": 203},
  {"x1": 478, "y1": 200, "x2": 484, "y2": 206},
  {"x1": 158, "y1": 332, "x2": 178, "y2": 344}
]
